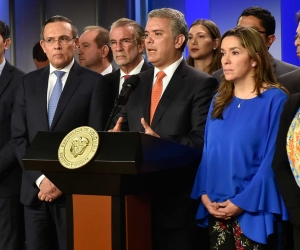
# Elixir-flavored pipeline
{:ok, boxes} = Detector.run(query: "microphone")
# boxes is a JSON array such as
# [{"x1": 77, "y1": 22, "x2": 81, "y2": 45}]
[
  {"x1": 105, "y1": 75, "x2": 140, "y2": 131},
  {"x1": 121, "y1": 75, "x2": 140, "y2": 105}
]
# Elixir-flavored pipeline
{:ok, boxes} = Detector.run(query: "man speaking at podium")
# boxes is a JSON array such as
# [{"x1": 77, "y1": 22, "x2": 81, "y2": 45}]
[
  {"x1": 111, "y1": 8, "x2": 218, "y2": 250},
  {"x1": 11, "y1": 16, "x2": 109, "y2": 250}
]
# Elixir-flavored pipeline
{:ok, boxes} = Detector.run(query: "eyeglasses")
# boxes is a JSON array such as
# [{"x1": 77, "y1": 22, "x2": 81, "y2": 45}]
[
  {"x1": 43, "y1": 36, "x2": 75, "y2": 45},
  {"x1": 295, "y1": 34, "x2": 300, "y2": 40},
  {"x1": 109, "y1": 39, "x2": 136, "y2": 48}
]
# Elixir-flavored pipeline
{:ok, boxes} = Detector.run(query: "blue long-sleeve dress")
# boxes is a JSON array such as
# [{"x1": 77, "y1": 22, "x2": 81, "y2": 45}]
[{"x1": 191, "y1": 87, "x2": 289, "y2": 244}]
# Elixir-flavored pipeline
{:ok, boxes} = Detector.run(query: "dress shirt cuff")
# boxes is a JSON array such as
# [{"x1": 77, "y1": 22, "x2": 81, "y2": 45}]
[{"x1": 36, "y1": 174, "x2": 46, "y2": 188}]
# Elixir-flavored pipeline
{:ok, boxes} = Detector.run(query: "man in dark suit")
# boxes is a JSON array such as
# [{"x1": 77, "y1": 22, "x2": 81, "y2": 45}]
[
  {"x1": 213, "y1": 6, "x2": 299, "y2": 83},
  {"x1": 11, "y1": 16, "x2": 109, "y2": 250},
  {"x1": 277, "y1": 12, "x2": 300, "y2": 94},
  {"x1": 78, "y1": 26, "x2": 117, "y2": 75},
  {"x1": 112, "y1": 8, "x2": 218, "y2": 250},
  {"x1": 104, "y1": 18, "x2": 151, "y2": 108},
  {"x1": 0, "y1": 20, "x2": 25, "y2": 250},
  {"x1": 278, "y1": 69, "x2": 300, "y2": 94}
]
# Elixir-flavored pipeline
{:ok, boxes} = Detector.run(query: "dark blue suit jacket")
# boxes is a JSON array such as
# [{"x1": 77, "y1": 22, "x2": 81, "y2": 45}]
[
  {"x1": 11, "y1": 60, "x2": 109, "y2": 206},
  {"x1": 104, "y1": 61, "x2": 152, "y2": 110},
  {"x1": 115, "y1": 60, "x2": 218, "y2": 229},
  {"x1": 0, "y1": 61, "x2": 24, "y2": 197}
]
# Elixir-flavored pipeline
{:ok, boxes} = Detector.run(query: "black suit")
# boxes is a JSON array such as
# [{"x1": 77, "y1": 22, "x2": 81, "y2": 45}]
[
  {"x1": 212, "y1": 54, "x2": 299, "y2": 83},
  {"x1": 273, "y1": 94, "x2": 300, "y2": 249},
  {"x1": 115, "y1": 60, "x2": 218, "y2": 250},
  {"x1": 104, "y1": 61, "x2": 151, "y2": 109},
  {"x1": 278, "y1": 68, "x2": 300, "y2": 94},
  {"x1": 0, "y1": 61, "x2": 25, "y2": 250},
  {"x1": 11, "y1": 60, "x2": 109, "y2": 250}
]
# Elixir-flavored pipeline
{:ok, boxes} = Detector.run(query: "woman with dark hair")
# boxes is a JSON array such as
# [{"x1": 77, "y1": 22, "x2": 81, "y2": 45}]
[
  {"x1": 191, "y1": 26, "x2": 289, "y2": 249},
  {"x1": 186, "y1": 19, "x2": 221, "y2": 75}
]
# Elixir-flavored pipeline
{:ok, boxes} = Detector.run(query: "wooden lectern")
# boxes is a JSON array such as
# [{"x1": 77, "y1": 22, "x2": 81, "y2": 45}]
[{"x1": 23, "y1": 131, "x2": 201, "y2": 250}]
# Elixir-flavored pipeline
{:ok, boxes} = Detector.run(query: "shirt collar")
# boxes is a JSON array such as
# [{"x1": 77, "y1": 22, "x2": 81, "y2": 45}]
[
  {"x1": 153, "y1": 57, "x2": 183, "y2": 78},
  {"x1": 101, "y1": 64, "x2": 113, "y2": 75},
  {"x1": 49, "y1": 58, "x2": 74, "y2": 75},
  {"x1": 120, "y1": 59, "x2": 144, "y2": 79},
  {"x1": 0, "y1": 58, "x2": 6, "y2": 76}
]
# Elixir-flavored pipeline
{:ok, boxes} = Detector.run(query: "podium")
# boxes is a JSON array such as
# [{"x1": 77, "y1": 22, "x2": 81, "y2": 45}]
[{"x1": 23, "y1": 131, "x2": 201, "y2": 250}]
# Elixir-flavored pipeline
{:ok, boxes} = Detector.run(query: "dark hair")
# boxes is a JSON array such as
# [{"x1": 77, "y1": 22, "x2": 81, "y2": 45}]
[
  {"x1": 40, "y1": 15, "x2": 78, "y2": 40},
  {"x1": 0, "y1": 21, "x2": 10, "y2": 42},
  {"x1": 238, "y1": 6, "x2": 275, "y2": 36},
  {"x1": 296, "y1": 10, "x2": 300, "y2": 23},
  {"x1": 32, "y1": 42, "x2": 48, "y2": 62},
  {"x1": 212, "y1": 26, "x2": 287, "y2": 119},
  {"x1": 186, "y1": 19, "x2": 222, "y2": 74},
  {"x1": 84, "y1": 26, "x2": 113, "y2": 62}
]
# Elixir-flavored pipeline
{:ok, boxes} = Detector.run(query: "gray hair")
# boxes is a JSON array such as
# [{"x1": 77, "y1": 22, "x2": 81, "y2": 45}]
[
  {"x1": 110, "y1": 18, "x2": 145, "y2": 44},
  {"x1": 148, "y1": 8, "x2": 188, "y2": 51}
]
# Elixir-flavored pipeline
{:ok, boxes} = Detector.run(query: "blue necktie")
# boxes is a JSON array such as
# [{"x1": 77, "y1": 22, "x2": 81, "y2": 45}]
[{"x1": 48, "y1": 71, "x2": 65, "y2": 127}]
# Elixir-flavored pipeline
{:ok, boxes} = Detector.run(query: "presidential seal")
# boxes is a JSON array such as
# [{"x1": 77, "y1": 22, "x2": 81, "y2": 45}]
[{"x1": 58, "y1": 126, "x2": 99, "y2": 169}]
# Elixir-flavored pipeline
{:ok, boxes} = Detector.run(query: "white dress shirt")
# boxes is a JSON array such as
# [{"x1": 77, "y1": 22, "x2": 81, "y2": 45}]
[{"x1": 36, "y1": 59, "x2": 75, "y2": 187}]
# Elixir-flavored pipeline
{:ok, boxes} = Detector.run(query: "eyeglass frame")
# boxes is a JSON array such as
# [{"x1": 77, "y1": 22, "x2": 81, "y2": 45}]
[
  {"x1": 109, "y1": 39, "x2": 137, "y2": 48},
  {"x1": 43, "y1": 36, "x2": 76, "y2": 45}
]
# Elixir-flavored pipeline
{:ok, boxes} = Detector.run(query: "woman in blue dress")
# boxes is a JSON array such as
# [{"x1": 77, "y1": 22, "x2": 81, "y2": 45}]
[{"x1": 191, "y1": 26, "x2": 289, "y2": 249}]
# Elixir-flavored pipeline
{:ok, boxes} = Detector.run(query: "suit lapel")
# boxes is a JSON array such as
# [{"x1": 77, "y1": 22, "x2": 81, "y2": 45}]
[
  {"x1": 141, "y1": 61, "x2": 151, "y2": 72},
  {"x1": 151, "y1": 61, "x2": 187, "y2": 129},
  {"x1": 0, "y1": 62, "x2": 13, "y2": 97},
  {"x1": 112, "y1": 70, "x2": 121, "y2": 96},
  {"x1": 50, "y1": 61, "x2": 82, "y2": 130},
  {"x1": 141, "y1": 69, "x2": 154, "y2": 124},
  {"x1": 34, "y1": 67, "x2": 50, "y2": 130}
]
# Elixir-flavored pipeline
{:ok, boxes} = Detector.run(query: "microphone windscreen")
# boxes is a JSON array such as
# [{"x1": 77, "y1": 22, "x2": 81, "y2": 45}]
[{"x1": 122, "y1": 74, "x2": 140, "y2": 90}]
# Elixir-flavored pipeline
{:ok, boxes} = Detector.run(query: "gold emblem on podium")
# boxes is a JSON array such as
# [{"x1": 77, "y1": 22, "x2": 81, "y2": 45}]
[{"x1": 58, "y1": 126, "x2": 99, "y2": 169}]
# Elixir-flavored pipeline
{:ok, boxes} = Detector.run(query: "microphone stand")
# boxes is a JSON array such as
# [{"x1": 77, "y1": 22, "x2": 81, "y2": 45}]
[
  {"x1": 104, "y1": 94, "x2": 124, "y2": 131},
  {"x1": 105, "y1": 75, "x2": 139, "y2": 131}
]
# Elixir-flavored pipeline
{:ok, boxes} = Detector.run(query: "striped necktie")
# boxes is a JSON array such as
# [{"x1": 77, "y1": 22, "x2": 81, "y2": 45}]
[{"x1": 48, "y1": 70, "x2": 65, "y2": 127}]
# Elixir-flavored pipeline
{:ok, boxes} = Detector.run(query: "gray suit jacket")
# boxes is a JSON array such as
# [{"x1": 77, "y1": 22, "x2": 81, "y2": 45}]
[{"x1": 278, "y1": 68, "x2": 300, "y2": 94}]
